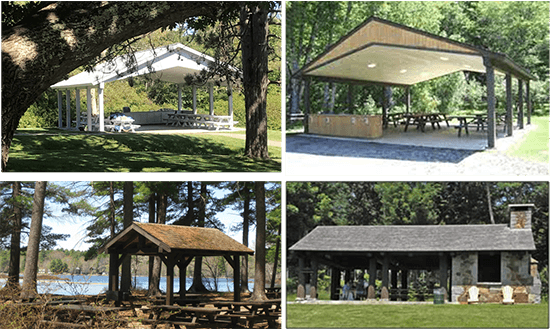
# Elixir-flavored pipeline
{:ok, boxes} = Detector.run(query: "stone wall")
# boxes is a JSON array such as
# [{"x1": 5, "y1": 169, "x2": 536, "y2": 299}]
[{"x1": 451, "y1": 251, "x2": 538, "y2": 303}]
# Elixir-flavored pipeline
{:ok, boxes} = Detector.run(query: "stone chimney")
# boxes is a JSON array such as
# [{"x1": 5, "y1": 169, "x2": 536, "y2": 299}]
[{"x1": 508, "y1": 204, "x2": 534, "y2": 230}]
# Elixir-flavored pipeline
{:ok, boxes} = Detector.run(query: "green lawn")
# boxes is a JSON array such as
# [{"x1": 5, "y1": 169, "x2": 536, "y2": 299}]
[
  {"x1": 219, "y1": 129, "x2": 282, "y2": 142},
  {"x1": 507, "y1": 116, "x2": 549, "y2": 163},
  {"x1": 7, "y1": 129, "x2": 281, "y2": 172},
  {"x1": 287, "y1": 303, "x2": 549, "y2": 328}
]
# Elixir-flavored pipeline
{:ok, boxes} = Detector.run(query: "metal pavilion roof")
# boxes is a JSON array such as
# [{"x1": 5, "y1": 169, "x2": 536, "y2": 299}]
[{"x1": 51, "y1": 43, "x2": 237, "y2": 89}]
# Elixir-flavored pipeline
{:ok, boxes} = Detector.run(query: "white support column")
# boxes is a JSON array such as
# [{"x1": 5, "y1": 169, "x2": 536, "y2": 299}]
[
  {"x1": 75, "y1": 89, "x2": 81, "y2": 129},
  {"x1": 228, "y1": 83, "x2": 233, "y2": 126},
  {"x1": 87, "y1": 86, "x2": 92, "y2": 131},
  {"x1": 192, "y1": 86, "x2": 197, "y2": 114},
  {"x1": 66, "y1": 90, "x2": 71, "y2": 128},
  {"x1": 57, "y1": 90, "x2": 63, "y2": 128},
  {"x1": 209, "y1": 84, "x2": 214, "y2": 115},
  {"x1": 98, "y1": 83, "x2": 105, "y2": 132},
  {"x1": 178, "y1": 84, "x2": 183, "y2": 111}
]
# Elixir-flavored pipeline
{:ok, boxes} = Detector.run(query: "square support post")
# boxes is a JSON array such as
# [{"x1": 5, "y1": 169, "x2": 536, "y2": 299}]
[
  {"x1": 439, "y1": 254, "x2": 448, "y2": 301},
  {"x1": 108, "y1": 253, "x2": 119, "y2": 292},
  {"x1": 330, "y1": 267, "x2": 340, "y2": 300},
  {"x1": 381, "y1": 256, "x2": 389, "y2": 300},
  {"x1": 484, "y1": 57, "x2": 496, "y2": 148},
  {"x1": 505, "y1": 74, "x2": 513, "y2": 136},
  {"x1": 75, "y1": 89, "x2": 81, "y2": 129},
  {"x1": 57, "y1": 90, "x2": 63, "y2": 128},
  {"x1": 166, "y1": 255, "x2": 174, "y2": 305},
  {"x1": 526, "y1": 80, "x2": 531, "y2": 125},
  {"x1": 406, "y1": 86, "x2": 411, "y2": 113},
  {"x1": 98, "y1": 83, "x2": 105, "y2": 132},
  {"x1": 518, "y1": 79, "x2": 523, "y2": 129},
  {"x1": 233, "y1": 255, "x2": 240, "y2": 302},
  {"x1": 518, "y1": 79, "x2": 524, "y2": 129},
  {"x1": 401, "y1": 270, "x2": 408, "y2": 301},
  {"x1": 86, "y1": 87, "x2": 93, "y2": 131},
  {"x1": 179, "y1": 264, "x2": 186, "y2": 297},
  {"x1": 368, "y1": 257, "x2": 377, "y2": 299},
  {"x1": 66, "y1": 90, "x2": 71, "y2": 128}
]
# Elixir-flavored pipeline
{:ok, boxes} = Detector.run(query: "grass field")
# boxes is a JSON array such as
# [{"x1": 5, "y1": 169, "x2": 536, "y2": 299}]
[
  {"x1": 507, "y1": 116, "x2": 549, "y2": 163},
  {"x1": 6, "y1": 129, "x2": 281, "y2": 172},
  {"x1": 287, "y1": 303, "x2": 549, "y2": 328}
]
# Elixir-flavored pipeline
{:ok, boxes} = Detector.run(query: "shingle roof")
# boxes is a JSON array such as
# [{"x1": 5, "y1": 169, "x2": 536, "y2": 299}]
[
  {"x1": 101, "y1": 223, "x2": 254, "y2": 256},
  {"x1": 289, "y1": 224, "x2": 536, "y2": 253}
]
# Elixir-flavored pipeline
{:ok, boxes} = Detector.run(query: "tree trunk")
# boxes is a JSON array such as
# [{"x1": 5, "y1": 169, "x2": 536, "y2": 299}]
[
  {"x1": 20, "y1": 181, "x2": 47, "y2": 299},
  {"x1": 120, "y1": 181, "x2": 133, "y2": 292},
  {"x1": 250, "y1": 182, "x2": 267, "y2": 301},
  {"x1": 148, "y1": 193, "x2": 156, "y2": 292},
  {"x1": 189, "y1": 182, "x2": 208, "y2": 293},
  {"x1": 271, "y1": 235, "x2": 280, "y2": 289},
  {"x1": 109, "y1": 182, "x2": 116, "y2": 237},
  {"x1": 149, "y1": 192, "x2": 166, "y2": 296},
  {"x1": 241, "y1": 191, "x2": 251, "y2": 293},
  {"x1": 486, "y1": 183, "x2": 495, "y2": 224},
  {"x1": 7, "y1": 182, "x2": 22, "y2": 290},
  {"x1": 1, "y1": 2, "x2": 228, "y2": 170},
  {"x1": 241, "y1": 4, "x2": 269, "y2": 159}
]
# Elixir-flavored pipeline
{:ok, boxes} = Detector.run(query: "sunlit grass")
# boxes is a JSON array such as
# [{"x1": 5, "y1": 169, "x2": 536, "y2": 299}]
[{"x1": 507, "y1": 116, "x2": 548, "y2": 163}]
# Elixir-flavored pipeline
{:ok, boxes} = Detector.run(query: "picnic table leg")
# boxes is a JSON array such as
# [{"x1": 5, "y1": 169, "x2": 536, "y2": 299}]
[
  {"x1": 419, "y1": 118, "x2": 426, "y2": 132},
  {"x1": 404, "y1": 117, "x2": 410, "y2": 132},
  {"x1": 457, "y1": 119, "x2": 463, "y2": 137}
]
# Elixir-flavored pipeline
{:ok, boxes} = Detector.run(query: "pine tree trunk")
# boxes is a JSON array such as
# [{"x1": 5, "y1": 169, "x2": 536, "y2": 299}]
[
  {"x1": 189, "y1": 183, "x2": 208, "y2": 293},
  {"x1": 148, "y1": 194, "x2": 156, "y2": 292},
  {"x1": 149, "y1": 192, "x2": 166, "y2": 296},
  {"x1": 20, "y1": 181, "x2": 47, "y2": 299},
  {"x1": 250, "y1": 182, "x2": 267, "y2": 301},
  {"x1": 120, "y1": 181, "x2": 133, "y2": 292},
  {"x1": 241, "y1": 4, "x2": 269, "y2": 159},
  {"x1": 7, "y1": 182, "x2": 22, "y2": 290},
  {"x1": 241, "y1": 192, "x2": 251, "y2": 293}
]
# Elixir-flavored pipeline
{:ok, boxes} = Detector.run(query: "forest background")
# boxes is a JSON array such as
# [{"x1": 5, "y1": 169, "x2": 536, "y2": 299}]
[
  {"x1": 287, "y1": 182, "x2": 549, "y2": 300},
  {"x1": 287, "y1": 1, "x2": 549, "y2": 119}
]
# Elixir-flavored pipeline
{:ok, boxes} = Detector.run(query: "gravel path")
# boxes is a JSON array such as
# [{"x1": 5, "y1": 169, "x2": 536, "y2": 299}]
[{"x1": 286, "y1": 134, "x2": 548, "y2": 176}]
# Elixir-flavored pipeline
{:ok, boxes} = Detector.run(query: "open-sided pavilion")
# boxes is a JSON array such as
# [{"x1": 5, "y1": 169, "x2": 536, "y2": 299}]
[
  {"x1": 99, "y1": 222, "x2": 253, "y2": 305},
  {"x1": 293, "y1": 17, "x2": 536, "y2": 148},
  {"x1": 51, "y1": 43, "x2": 238, "y2": 131}
]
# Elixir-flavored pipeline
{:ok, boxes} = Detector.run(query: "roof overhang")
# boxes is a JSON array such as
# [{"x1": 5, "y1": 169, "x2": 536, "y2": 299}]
[
  {"x1": 296, "y1": 17, "x2": 535, "y2": 85},
  {"x1": 52, "y1": 43, "x2": 240, "y2": 89}
]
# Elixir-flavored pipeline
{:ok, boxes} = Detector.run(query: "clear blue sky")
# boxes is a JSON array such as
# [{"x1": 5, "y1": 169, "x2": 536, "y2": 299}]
[{"x1": 42, "y1": 182, "x2": 255, "y2": 252}]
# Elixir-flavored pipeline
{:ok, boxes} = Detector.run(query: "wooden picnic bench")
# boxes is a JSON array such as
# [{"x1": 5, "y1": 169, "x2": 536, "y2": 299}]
[
  {"x1": 145, "y1": 305, "x2": 234, "y2": 328},
  {"x1": 166, "y1": 112, "x2": 236, "y2": 130},
  {"x1": 211, "y1": 299, "x2": 281, "y2": 328}
]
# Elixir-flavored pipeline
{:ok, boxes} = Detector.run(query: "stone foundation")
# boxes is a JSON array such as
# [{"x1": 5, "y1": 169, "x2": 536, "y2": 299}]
[{"x1": 454, "y1": 285, "x2": 531, "y2": 304}]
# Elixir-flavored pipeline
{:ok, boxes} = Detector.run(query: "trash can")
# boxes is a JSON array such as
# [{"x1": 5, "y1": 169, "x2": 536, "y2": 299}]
[{"x1": 433, "y1": 288, "x2": 445, "y2": 304}]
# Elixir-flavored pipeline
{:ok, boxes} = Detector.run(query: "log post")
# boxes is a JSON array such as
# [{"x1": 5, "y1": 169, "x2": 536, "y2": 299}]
[
  {"x1": 66, "y1": 90, "x2": 71, "y2": 128},
  {"x1": 166, "y1": 255, "x2": 174, "y2": 305},
  {"x1": 439, "y1": 254, "x2": 448, "y2": 301},
  {"x1": 518, "y1": 79, "x2": 524, "y2": 129},
  {"x1": 368, "y1": 257, "x2": 376, "y2": 299},
  {"x1": 526, "y1": 80, "x2": 531, "y2": 125},
  {"x1": 505, "y1": 74, "x2": 513, "y2": 136},
  {"x1": 304, "y1": 79, "x2": 310, "y2": 134},
  {"x1": 233, "y1": 255, "x2": 241, "y2": 302},
  {"x1": 330, "y1": 267, "x2": 340, "y2": 300},
  {"x1": 484, "y1": 57, "x2": 496, "y2": 148},
  {"x1": 401, "y1": 270, "x2": 408, "y2": 301},
  {"x1": 86, "y1": 87, "x2": 93, "y2": 131},
  {"x1": 57, "y1": 90, "x2": 63, "y2": 128},
  {"x1": 75, "y1": 89, "x2": 81, "y2": 129}
]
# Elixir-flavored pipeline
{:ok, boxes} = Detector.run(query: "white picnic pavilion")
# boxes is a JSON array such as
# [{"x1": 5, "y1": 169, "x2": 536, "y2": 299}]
[{"x1": 51, "y1": 43, "x2": 238, "y2": 132}]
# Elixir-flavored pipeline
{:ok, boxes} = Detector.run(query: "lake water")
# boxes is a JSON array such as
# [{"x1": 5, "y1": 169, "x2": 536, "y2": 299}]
[{"x1": 0, "y1": 275, "x2": 253, "y2": 296}]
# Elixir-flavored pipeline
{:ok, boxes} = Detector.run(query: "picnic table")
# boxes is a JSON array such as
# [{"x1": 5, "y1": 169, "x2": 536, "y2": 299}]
[
  {"x1": 46, "y1": 304, "x2": 131, "y2": 327},
  {"x1": 403, "y1": 113, "x2": 449, "y2": 132},
  {"x1": 144, "y1": 299, "x2": 281, "y2": 328},
  {"x1": 447, "y1": 114, "x2": 486, "y2": 137},
  {"x1": 106, "y1": 116, "x2": 140, "y2": 133},
  {"x1": 165, "y1": 112, "x2": 235, "y2": 130}
]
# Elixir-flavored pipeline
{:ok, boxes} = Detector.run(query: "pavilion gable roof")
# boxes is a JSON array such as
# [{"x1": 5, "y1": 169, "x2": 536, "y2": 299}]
[
  {"x1": 298, "y1": 16, "x2": 535, "y2": 86},
  {"x1": 289, "y1": 224, "x2": 536, "y2": 253},
  {"x1": 100, "y1": 222, "x2": 254, "y2": 256},
  {"x1": 51, "y1": 43, "x2": 236, "y2": 89}
]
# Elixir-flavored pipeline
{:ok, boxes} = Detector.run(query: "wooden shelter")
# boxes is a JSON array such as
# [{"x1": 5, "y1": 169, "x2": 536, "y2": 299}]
[
  {"x1": 290, "y1": 204, "x2": 541, "y2": 304},
  {"x1": 293, "y1": 16, "x2": 536, "y2": 148},
  {"x1": 100, "y1": 223, "x2": 253, "y2": 305}
]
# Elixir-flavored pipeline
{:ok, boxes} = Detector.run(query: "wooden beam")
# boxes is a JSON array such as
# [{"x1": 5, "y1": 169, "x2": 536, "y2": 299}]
[
  {"x1": 166, "y1": 255, "x2": 175, "y2": 305},
  {"x1": 505, "y1": 74, "x2": 513, "y2": 136},
  {"x1": 518, "y1": 79, "x2": 524, "y2": 129},
  {"x1": 484, "y1": 57, "x2": 496, "y2": 148},
  {"x1": 223, "y1": 255, "x2": 235, "y2": 269},
  {"x1": 233, "y1": 255, "x2": 240, "y2": 302}
]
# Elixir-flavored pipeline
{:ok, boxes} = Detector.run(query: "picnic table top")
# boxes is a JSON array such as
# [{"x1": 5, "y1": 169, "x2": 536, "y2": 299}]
[{"x1": 50, "y1": 304, "x2": 129, "y2": 312}]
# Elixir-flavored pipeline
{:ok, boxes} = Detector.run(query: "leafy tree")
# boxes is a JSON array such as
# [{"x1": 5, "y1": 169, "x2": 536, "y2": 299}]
[{"x1": 49, "y1": 258, "x2": 69, "y2": 274}]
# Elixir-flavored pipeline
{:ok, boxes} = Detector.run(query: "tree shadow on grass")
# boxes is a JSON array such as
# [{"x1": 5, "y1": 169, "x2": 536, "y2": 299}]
[{"x1": 8, "y1": 132, "x2": 281, "y2": 172}]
